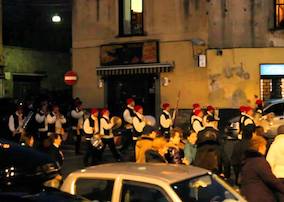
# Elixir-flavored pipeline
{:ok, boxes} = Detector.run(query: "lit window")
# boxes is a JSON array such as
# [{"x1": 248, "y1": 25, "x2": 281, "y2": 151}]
[
  {"x1": 275, "y1": 0, "x2": 284, "y2": 28},
  {"x1": 119, "y1": 0, "x2": 144, "y2": 36}
]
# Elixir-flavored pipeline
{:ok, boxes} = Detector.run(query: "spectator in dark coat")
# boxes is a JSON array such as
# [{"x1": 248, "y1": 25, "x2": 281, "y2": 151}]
[
  {"x1": 47, "y1": 133, "x2": 63, "y2": 167},
  {"x1": 193, "y1": 125, "x2": 222, "y2": 173},
  {"x1": 241, "y1": 136, "x2": 284, "y2": 202}
]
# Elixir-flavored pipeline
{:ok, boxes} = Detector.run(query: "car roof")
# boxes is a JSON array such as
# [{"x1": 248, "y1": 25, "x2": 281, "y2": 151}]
[{"x1": 74, "y1": 163, "x2": 208, "y2": 184}]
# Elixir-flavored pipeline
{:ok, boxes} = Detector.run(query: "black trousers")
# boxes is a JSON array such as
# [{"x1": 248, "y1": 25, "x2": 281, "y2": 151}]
[
  {"x1": 83, "y1": 140, "x2": 102, "y2": 166},
  {"x1": 160, "y1": 127, "x2": 170, "y2": 139},
  {"x1": 101, "y1": 138, "x2": 121, "y2": 160},
  {"x1": 120, "y1": 128, "x2": 133, "y2": 152},
  {"x1": 73, "y1": 129, "x2": 83, "y2": 154}
]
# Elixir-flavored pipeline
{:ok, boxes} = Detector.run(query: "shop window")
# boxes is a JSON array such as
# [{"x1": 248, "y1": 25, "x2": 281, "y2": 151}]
[
  {"x1": 119, "y1": 0, "x2": 144, "y2": 36},
  {"x1": 275, "y1": 0, "x2": 284, "y2": 28}
]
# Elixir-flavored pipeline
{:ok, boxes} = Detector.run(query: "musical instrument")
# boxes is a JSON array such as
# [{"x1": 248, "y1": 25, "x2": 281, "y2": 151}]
[
  {"x1": 173, "y1": 90, "x2": 181, "y2": 127},
  {"x1": 15, "y1": 111, "x2": 34, "y2": 135},
  {"x1": 144, "y1": 115, "x2": 156, "y2": 126},
  {"x1": 90, "y1": 135, "x2": 104, "y2": 150},
  {"x1": 111, "y1": 116, "x2": 122, "y2": 130}
]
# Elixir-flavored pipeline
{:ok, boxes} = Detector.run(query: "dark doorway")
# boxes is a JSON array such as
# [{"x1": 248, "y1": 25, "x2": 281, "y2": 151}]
[{"x1": 106, "y1": 74, "x2": 157, "y2": 117}]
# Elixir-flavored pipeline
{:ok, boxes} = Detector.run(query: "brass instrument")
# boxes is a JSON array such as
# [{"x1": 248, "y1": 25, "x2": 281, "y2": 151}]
[
  {"x1": 144, "y1": 115, "x2": 156, "y2": 126},
  {"x1": 90, "y1": 135, "x2": 104, "y2": 150},
  {"x1": 111, "y1": 116, "x2": 122, "y2": 130}
]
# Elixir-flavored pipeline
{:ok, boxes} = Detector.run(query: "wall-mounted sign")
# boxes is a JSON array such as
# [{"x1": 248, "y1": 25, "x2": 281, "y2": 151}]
[
  {"x1": 64, "y1": 70, "x2": 78, "y2": 85},
  {"x1": 260, "y1": 64, "x2": 284, "y2": 76},
  {"x1": 100, "y1": 41, "x2": 159, "y2": 66}
]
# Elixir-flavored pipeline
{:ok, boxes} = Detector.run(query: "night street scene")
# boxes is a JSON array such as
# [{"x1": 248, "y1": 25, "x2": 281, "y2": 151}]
[{"x1": 2, "y1": 0, "x2": 284, "y2": 202}]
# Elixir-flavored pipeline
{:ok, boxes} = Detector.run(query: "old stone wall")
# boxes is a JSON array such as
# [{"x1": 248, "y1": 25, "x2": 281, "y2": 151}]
[{"x1": 3, "y1": 46, "x2": 71, "y2": 97}]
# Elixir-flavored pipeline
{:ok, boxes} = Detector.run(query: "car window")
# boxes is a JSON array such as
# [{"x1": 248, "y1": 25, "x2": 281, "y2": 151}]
[
  {"x1": 264, "y1": 103, "x2": 284, "y2": 116},
  {"x1": 75, "y1": 178, "x2": 114, "y2": 202},
  {"x1": 171, "y1": 174, "x2": 239, "y2": 202},
  {"x1": 120, "y1": 181, "x2": 171, "y2": 202}
]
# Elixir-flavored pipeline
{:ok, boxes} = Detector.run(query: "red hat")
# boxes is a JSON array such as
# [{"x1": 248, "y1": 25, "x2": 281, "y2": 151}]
[
  {"x1": 101, "y1": 108, "x2": 109, "y2": 115},
  {"x1": 193, "y1": 103, "x2": 201, "y2": 109},
  {"x1": 239, "y1": 105, "x2": 246, "y2": 112},
  {"x1": 256, "y1": 99, "x2": 263, "y2": 105},
  {"x1": 127, "y1": 98, "x2": 135, "y2": 105},
  {"x1": 91, "y1": 108, "x2": 98, "y2": 115},
  {"x1": 134, "y1": 105, "x2": 143, "y2": 112},
  {"x1": 162, "y1": 103, "x2": 170, "y2": 110},
  {"x1": 194, "y1": 109, "x2": 202, "y2": 116},
  {"x1": 207, "y1": 105, "x2": 215, "y2": 112},
  {"x1": 244, "y1": 106, "x2": 253, "y2": 113}
]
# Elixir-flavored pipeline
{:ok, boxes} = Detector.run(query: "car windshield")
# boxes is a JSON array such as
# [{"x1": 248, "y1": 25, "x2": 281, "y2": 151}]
[{"x1": 171, "y1": 174, "x2": 240, "y2": 202}]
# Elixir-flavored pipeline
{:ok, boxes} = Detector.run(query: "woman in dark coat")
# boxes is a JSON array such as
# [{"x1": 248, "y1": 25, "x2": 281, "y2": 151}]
[{"x1": 241, "y1": 136, "x2": 284, "y2": 202}]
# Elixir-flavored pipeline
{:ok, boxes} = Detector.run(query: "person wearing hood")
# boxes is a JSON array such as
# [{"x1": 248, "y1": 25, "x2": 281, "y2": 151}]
[{"x1": 241, "y1": 136, "x2": 284, "y2": 202}]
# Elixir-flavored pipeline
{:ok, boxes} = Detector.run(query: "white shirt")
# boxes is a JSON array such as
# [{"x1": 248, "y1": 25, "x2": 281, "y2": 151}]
[
  {"x1": 191, "y1": 115, "x2": 204, "y2": 133},
  {"x1": 160, "y1": 110, "x2": 172, "y2": 128},
  {"x1": 267, "y1": 134, "x2": 284, "y2": 178},
  {"x1": 35, "y1": 110, "x2": 48, "y2": 131},
  {"x1": 100, "y1": 115, "x2": 114, "y2": 138},
  {"x1": 71, "y1": 108, "x2": 84, "y2": 129},
  {"x1": 83, "y1": 115, "x2": 99, "y2": 135},
  {"x1": 133, "y1": 112, "x2": 146, "y2": 133},
  {"x1": 123, "y1": 105, "x2": 134, "y2": 124},
  {"x1": 47, "y1": 112, "x2": 66, "y2": 134}
]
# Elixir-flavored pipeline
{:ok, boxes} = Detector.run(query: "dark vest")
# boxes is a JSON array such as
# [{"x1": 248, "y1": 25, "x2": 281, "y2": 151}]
[
  {"x1": 101, "y1": 117, "x2": 110, "y2": 136},
  {"x1": 48, "y1": 113, "x2": 56, "y2": 132},
  {"x1": 37, "y1": 111, "x2": 46, "y2": 129},
  {"x1": 160, "y1": 112, "x2": 171, "y2": 130},
  {"x1": 191, "y1": 118, "x2": 204, "y2": 133},
  {"x1": 240, "y1": 115, "x2": 256, "y2": 139},
  {"x1": 70, "y1": 108, "x2": 80, "y2": 127},
  {"x1": 12, "y1": 113, "x2": 19, "y2": 131},
  {"x1": 123, "y1": 106, "x2": 135, "y2": 126}
]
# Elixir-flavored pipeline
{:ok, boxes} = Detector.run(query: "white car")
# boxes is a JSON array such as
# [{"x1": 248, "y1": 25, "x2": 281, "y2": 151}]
[{"x1": 61, "y1": 163, "x2": 246, "y2": 202}]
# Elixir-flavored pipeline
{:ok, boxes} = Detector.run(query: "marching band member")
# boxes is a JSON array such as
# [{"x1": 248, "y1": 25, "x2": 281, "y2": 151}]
[
  {"x1": 120, "y1": 98, "x2": 136, "y2": 152},
  {"x1": 203, "y1": 105, "x2": 219, "y2": 127},
  {"x1": 35, "y1": 101, "x2": 48, "y2": 147},
  {"x1": 133, "y1": 105, "x2": 146, "y2": 142},
  {"x1": 239, "y1": 106, "x2": 256, "y2": 140},
  {"x1": 8, "y1": 101, "x2": 25, "y2": 143},
  {"x1": 47, "y1": 104, "x2": 66, "y2": 137},
  {"x1": 83, "y1": 108, "x2": 101, "y2": 166},
  {"x1": 191, "y1": 109, "x2": 204, "y2": 133},
  {"x1": 100, "y1": 108, "x2": 121, "y2": 161},
  {"x1": 159, "y1": 103, "x2": 173, "y2": 139},
  {"x1": 70, "y1": 101, "x2": 84, "y2": 155}
]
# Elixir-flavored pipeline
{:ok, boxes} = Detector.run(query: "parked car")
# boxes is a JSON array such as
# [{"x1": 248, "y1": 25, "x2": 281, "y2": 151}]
[
  {"x1": 61, "y1": 163, "x2": 246, "y2": 202},
  {"x1": 226, "y1": 99, "x2": 284, "y2": 139}
]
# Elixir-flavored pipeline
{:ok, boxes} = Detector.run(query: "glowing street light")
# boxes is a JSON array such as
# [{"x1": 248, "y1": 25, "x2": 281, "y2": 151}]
[{"x1": 52, "y1": 14, "x2": 61, "y2": 23}]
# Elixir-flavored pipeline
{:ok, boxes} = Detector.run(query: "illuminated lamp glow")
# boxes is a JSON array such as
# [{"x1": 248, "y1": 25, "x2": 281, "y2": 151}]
[{"x1": 52, "y1": 15, "x2": 61, "y2": 23}]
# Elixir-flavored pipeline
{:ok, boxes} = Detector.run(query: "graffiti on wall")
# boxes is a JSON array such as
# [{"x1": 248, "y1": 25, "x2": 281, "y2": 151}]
[{"x1": 208, "y1": 63, "x2": 251, "y2": 107}]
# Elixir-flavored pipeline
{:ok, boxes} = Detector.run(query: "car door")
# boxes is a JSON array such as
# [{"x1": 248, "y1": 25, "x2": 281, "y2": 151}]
[
  {"x1": 119, "y1": 180, "x2": 173, "y2": 202},
  {"x1": 74, "y1": 177, "x2": 115, "y2": 202}
]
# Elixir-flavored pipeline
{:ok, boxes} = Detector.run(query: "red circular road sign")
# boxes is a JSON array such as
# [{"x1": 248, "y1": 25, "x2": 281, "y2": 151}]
[{"x1": 64, "y1": 70, "x2": 78, "y2": 85}]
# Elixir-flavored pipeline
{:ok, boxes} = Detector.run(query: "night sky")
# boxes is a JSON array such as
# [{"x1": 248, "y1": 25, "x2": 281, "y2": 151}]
[{"x1": 3, "y1": 0, "x2": 72, "y2": 52}]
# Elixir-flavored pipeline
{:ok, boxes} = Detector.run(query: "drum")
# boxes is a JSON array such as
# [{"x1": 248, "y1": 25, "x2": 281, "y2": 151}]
[
  {"x1": 144, "y1": 115, "x2": 156, "y2": 127},
  {"x1": 111, "y1": 116, "x2": 122, "y2": 130}
]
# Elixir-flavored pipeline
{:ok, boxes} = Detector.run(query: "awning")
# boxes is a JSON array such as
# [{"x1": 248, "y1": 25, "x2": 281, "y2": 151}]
[{"x1": 96, "y1": 63, "x2": 174, "y2": 76}]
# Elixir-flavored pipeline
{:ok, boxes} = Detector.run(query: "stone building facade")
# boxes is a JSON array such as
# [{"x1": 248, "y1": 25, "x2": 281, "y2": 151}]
[{"x1": 72, "y1": 0, "x2": 284, "y2": 120}]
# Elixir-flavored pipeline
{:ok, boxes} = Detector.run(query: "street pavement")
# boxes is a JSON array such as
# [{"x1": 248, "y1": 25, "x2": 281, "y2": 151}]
[{"x1": 61, "y1": 141, "x2": 133, "y2": 178}]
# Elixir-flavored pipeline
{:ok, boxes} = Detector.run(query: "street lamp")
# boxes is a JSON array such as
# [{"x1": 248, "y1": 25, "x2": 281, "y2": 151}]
[{"x1": 52, "y1": 14, "x2": 61, "y2": 23}]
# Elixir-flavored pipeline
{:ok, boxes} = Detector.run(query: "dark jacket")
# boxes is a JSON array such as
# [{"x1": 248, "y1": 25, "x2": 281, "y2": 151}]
[
  {"x1": 241, "y1": 150, "x2": 284, "y2": 202},
  {"x1": 193, "y1": 127, "x2": 222, "y2": 173},
  {"x1": 47, "y1": 144, "x2": 63, "y2": 167}
]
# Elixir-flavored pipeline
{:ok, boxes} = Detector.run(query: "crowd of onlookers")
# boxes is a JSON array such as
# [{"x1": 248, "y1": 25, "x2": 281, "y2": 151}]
[{"x1": 3, "y1": 95, "x2": 284, "y2": 201}]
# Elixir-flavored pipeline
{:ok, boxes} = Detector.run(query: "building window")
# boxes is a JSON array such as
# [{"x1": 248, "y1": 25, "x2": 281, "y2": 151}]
[
  {"x1": 275, "y1": 0, "x2": 284, "y2": 28},
  {"x1": 119, "y1": 0, "x2": 144, "y2": 36}
]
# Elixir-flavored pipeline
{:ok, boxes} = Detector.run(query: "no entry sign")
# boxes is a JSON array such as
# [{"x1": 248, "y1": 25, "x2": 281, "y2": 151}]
[{"x1": 64, "y1": 70, "x2": 78, "y2": 85}]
